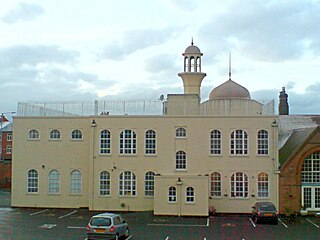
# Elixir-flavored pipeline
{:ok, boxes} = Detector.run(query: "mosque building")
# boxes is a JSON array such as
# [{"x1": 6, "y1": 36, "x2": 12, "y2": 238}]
[{"x1": 12, "y1": 41, "x2": 284, "y2": 216}]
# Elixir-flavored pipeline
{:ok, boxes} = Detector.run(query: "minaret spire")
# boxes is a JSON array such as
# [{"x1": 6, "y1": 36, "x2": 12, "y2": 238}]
[
  {"x1": 229, "y1": 51, "x2": 232, "y2": 80},
  {"x1": 191, "y1": 37, "x2": 194, "y2": 45}
]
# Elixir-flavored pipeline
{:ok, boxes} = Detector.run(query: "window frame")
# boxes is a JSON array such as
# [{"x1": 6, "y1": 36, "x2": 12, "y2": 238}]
[
  {"x1": 28, "y1": 129, "x2": 40, "y2": 140},
  {"x1": 257, "y1": 172, "x2": 269, "y2": 198},
  {"x1": 175, "y1": 150, "x2": 187, "y2": 170},
  {"x1": 48, "y1": 169, "x2": 60, "y2": 194},
  {"x1": 71, "y1": 129, "x2": 83, "y2": 140},
  {"x1": 27, "y1": 169, "x2": 38, "y2": 193},
  {"x1": 100, "y1": 130, "x2": 111, "y2": 155},
  {"x1": 70, "y1": 170, "x2": 82, "y2": 194},
  {"x1": 257, "y1": 129, "x2": 269, "y2": 155},
  {"x1": 7, "y1": 133, "x2": 12, "y2": 141},
  {"x1": 210, "y1": 129, "x2": 221, "y2": 155},
  {"x1": 176, "y1": 127, "x2": 187, "y2": 138},
  {"x1": 144, "y1": 171, "x2": 155, "y2": 197},
  {"x1": 231, "y1": 172, "x2": 249, "y2": 198},
  {"x1": 210, "y1": 172, "x2": 222, "y2": 197},
  {"x1": 186, "y1": 187, "x2": 195, "y2": 203},
  {"x1": 145, "y1": 129, "x2": 156, "y2": 155},
  {"x1": 49, "y1": 129, "x2": 61, "y2": 140},
  {"x1": 168, "y1": 186, "x2": 177, "y2": 203},
  {"x1": 119, "y1": 130, "x2": 136, "y2": 155},
  {"x1": 99, "y1": 171, "x2": 111, "y2": 196},
  {"x1": 230, "y1": 129, "x2": 248, "y2": 155},
  {"x1": 119, "y1": 171, "x2": 136, "y2": 197}
]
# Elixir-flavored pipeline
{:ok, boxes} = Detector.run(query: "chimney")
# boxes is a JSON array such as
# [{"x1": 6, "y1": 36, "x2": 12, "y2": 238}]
[{"x1": 279, "y1": 87, "x2": 289, "y2": 115}]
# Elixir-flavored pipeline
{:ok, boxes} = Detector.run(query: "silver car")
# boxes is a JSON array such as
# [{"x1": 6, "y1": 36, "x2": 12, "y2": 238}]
[{"x1": 86, "y1": 212, "x2": 130, "y2": 240}]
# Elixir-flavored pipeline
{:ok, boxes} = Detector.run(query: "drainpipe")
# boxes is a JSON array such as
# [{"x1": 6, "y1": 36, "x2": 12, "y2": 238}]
[{"x1": 90, "y1": 119, "x2": 97, "y2": 210}]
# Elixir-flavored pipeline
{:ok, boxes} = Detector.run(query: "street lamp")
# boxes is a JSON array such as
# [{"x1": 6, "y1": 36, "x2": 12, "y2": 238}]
[{"x1": 0, "y1": 111, "x2": 16, "y2": 161}]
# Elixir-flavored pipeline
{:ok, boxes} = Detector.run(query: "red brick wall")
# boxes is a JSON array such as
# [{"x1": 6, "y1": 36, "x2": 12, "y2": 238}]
[
  {"x1": 1, "y1": 132, "x2": 12, "y2": 160},
  {"x1": 0, "y1": 161, "x2": 11, "y2": 189},
  {"x1": 279, "y1": 141, "x2": 320, "y2": 215}
]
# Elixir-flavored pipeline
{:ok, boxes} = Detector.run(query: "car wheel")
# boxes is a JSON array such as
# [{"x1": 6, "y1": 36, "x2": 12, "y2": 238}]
[{"x1": 254, "y1": 216, "x2": 259, "y2": 224}]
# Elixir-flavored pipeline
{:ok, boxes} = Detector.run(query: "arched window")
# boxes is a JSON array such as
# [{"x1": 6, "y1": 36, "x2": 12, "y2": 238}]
[
  {"x1": 99, "y1": 171, "x2": 111, "y2": 196},
  {"x1": 184, "y1": 57, "x2": 188, "y2": 72},
  {"x1": 120, "y1": 130, "x2": 136, "y2": 154},
  {"x1": 190, "y1": 56, "x2": 195, "y2": 72},
  {"x1": 186, "y1": 187, "x2": 195, "y2": 203},
  {"x1": 168, "y1": 186, "x2": 176, "y2": 202},
  {"x1": 231, "y1": 172, "x2": 248, "y2": 198},
  {"x1": 145, "y1": 171, "x2": 155, "y2": 196},
  {"x1": 176, "y1": 151, "x2": 186, "y2": 170},
  {"x1": 196, "y1": 56, "x2": 201, "y2": 72},
  {"x1": 71, "y1": 129, "x2": 82, "y2": 140},
  {"x1": 70, "y1": 170, "x2": 81, "y2": 194},
  {"x1": 27, "y1": 169, "x2": 38, "y2": 193},
  {"x1": 176, "y1": 127, "x2": 186, "y2": 138},
  {"x1": 100, "y1": 130, "x2": 111, "y2": 154},
  {"x1": 230, "y1": 130, "x2": 248, "y2": 155},
  {"x1": 210, "y1": 172, "x2": 221, "y2": 197},
  {"x1": 210, "y1": 130, "x2": 221, "y2": 155},
  {"x1": 119, "y1": 171, "x2": 136, "y2": 196},
  {"x1": 28, "y1": 129, "x2": 39, "y2": 139},
  {"x1": 257, "y1": 130, "x2": 269, "y2": 155},
  {"x1": 257, "y1": 172, "x2": 269, "y2": 198},
  {"x1": 48, "y1": 170, "x2": 60, "y2": 194},
  {"x1": 49, "y1": 129, "x2": 61, "y2": 140},
  {"x1": 145, "y1": 130, "x2": 156, "y2": 155}
]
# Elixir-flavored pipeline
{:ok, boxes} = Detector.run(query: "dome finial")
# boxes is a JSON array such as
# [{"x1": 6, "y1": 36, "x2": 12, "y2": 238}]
[
  {"x1": 229, "y1": 51, "x2": 232, "y2": 80},
  {"x1": 191, "y1": 37, "x2": 194, "y2": 45}
]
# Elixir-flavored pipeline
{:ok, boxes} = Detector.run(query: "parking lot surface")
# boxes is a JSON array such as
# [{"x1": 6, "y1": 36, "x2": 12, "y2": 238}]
[{"x1": 1, "y1": 190, "x2": 320, "y2": 239}]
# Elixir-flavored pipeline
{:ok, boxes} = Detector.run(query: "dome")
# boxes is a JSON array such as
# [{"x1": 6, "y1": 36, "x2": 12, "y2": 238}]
[
  {"x1": 184, "y1": 44, "x2": 201, "y2": 54},
  {"x1": 209, "y1": 79, "x2": 251, "y2": 100}
]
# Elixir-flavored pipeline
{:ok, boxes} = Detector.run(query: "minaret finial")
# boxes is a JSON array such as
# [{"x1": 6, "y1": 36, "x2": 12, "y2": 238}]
[
  {"x1": 229, "y1": 51, "x2": 231, "y2": 80},
  {"x1": 191, "y1": 37, "x2": 194, "y2": 45}
]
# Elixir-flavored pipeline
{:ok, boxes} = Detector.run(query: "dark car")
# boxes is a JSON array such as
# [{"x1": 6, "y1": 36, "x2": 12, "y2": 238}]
[
  {"x1": 87, "y1": 212, "x2": 130, "y2": 239},
  {"x1": 251, "y1": 202, "x2": 278, "y2": 224}
]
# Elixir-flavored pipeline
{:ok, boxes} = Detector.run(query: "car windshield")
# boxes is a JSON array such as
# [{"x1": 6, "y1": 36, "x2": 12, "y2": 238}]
[
  {"x1": 260, "y1": 204, "x2": 276, "y2": 211},
  {"x1": 90, "y1": 217, "x2": 111, "y2": 226}
]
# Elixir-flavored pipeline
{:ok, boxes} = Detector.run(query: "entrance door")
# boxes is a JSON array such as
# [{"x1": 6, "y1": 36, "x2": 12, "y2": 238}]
[{"x1": 302, "y1": 186, "x2": 320, "y2": 210}]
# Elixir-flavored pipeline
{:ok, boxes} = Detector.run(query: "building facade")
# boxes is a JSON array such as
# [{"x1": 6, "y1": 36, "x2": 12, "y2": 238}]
[
  {"x1": 12, "y1": 42, "x2": 279, "y2": 216},
  {"x1": 0, "y1": 116, "x2": 13, "y2": 188}
]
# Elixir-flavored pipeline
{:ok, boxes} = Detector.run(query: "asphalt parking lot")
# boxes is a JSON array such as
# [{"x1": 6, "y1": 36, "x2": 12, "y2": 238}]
[{"x1": 1, "y1": 190, "x2": 320, "y2": 240}]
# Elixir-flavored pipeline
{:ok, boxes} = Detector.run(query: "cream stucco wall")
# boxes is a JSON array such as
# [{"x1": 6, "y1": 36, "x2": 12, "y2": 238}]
[{"x1": 12, "y1": 114, "x2": 279, "y2": 215}]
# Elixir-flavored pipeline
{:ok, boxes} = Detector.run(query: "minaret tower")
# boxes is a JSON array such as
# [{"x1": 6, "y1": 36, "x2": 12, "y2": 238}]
[{"x1": 178, "y1": 39, "x2": 206, "y2": 97}]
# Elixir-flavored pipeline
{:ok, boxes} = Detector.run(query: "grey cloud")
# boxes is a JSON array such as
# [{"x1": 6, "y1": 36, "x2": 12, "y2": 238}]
[
  {"x1": 199, "y1": 0, "x2": 320, "y2": 62},
  {"x1": 100, "y1": 26, "x2": 183, "y2": 60},
  {"x1": 0, "y1": 45, "x2": 79, "y2": 68},
  {"x1": 1, "y1": 2, "x2": 44, "y2": 24},
  {"x1": 169, "y1": 0, "x2": 198, "y2": 11}
]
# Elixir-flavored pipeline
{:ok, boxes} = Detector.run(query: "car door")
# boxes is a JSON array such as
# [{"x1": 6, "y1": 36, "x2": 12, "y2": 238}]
[{"x1": 113, "y1": 216, "x2": 126, "y2": 236}]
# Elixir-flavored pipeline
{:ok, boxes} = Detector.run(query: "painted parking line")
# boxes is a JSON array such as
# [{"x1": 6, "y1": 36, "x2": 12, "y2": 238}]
[
  {"x1": 207, "y1": 217, "x2": 210, "y2": 226},
  {"x1": 278, "y1": 218, "x2": 288, "y2": 228},
  {"x1": 59, "y1": 210, "x2": 77, "y2": 219},
  {"x1": 165, "y1": 237, "x2": 169, "y2": 240},
  {"x1": 149, "y1": 217, "x2": 209, "y2": 228},
  {"x1": 29, "y1": 209, "x2": 49, "y2": 216},
  {"x1": 39, "y1": 224, "x2": 57, "y2": 229},
  {"x1": 306, "y1": 219, "x2": 320, "y2": 228},
  {"x1": 68, "y1": 226, "x2": 87, "y2": 229},
  {"x1": 249, "y1": 217, "x2": 256, "y2": 228},
  {"x1": 0, "y1": 208, "x2": 13, "y2": 214}
]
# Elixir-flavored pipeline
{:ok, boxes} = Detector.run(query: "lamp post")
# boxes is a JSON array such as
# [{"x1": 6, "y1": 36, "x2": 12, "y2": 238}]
[{"x1": 0, "y1": 111, "x2": 16, "y2": 161}]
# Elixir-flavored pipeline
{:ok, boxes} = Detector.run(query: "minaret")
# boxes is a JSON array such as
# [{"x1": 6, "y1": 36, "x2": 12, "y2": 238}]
[
  {"x1": 178, "y1": 40, "x2": 206, "y2": 97},
  {"x1": 279, "y1": 87, "x2": 289, "y2": 115}
]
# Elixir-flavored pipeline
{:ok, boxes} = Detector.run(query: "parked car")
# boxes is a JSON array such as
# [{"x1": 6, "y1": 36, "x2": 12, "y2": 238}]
[
  {"x1": 251, "y1": 202, "x2": 278, "y2": 224},
  {"x1": 87, "y1": 212, "x2": 130, "y2": 239}
]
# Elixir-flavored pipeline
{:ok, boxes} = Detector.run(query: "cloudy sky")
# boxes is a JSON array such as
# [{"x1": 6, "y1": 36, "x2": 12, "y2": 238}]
[{"x1": 0, "y1": 0, "x2": 320, "y2": 116}]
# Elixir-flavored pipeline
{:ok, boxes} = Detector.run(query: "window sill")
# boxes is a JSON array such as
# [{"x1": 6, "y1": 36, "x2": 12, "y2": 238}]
[{"x1": 27, "y1": 192, "x2": 39, "y2": 195}]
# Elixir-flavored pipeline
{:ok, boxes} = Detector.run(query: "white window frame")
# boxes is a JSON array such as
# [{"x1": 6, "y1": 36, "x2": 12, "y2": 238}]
[
  {"x1": 231, "y1": 172, "x2": 248, "y2": 198},
  {"x1": 100, "y1": 130, "x2": 111, "y2": 155},
  {"x1": 71, "y1": 129, "x2": 82, "y2": 140},
  {"x1": 119, "y1": 171, "x2": 136, "y2": 196},
  {"x1": 6, "y1": 145, "x2": 12, "y2": 154},
  {"x1": 176, "y1": 150, "x2": 186, "y2": 170},
  {"x1": 48, "y1": 169, "x2": 60, "y2": 194},
  {"x1": 168, "y1": 186, "x2": 177, "y2": 203},
  {"x1": 176, "y1": 127, "x2": 186, "y2": 138},
  {"x1": 257, "y1": 172, "x2": 269, "y2": 198},
  {"x1": 99, "y1": 171, "x2": 111, "y2": 196},
  {"x1": 210, "y1": 130, "x2": 221, "y2": 155},
  {"x1": 186, "y1": 187, "x2": 195, "y2": 203},
  {"x1": 49, "y1": 129, "x2": 61, "y2": 140},
  {"x1": 145, "y1": 130, "x2": 156, "y2": 155},
  {"x1": 70, "y1": 170, "x2": 82, "y2": 194},
  {"x1": 230, "y1": 130, "x2": 248, "y2": 155},
  {"x1": 27, "y1": 169, "x2": 38, "y2": 193},
  {"x1": 120, "y1": 130, "x2": 136, "y2": 155},
  {"x1": 28, "y1": 129, "x2": 39, "y2": 140},
  {"x1": 144, "y1": 171, "x2": 155, "y2": 197},
  {"x1": 257, "y1": 130, "x2": 269, "y2": 155},
  {"x1": 7, "y1": 133, "x2": 12, "y2": 141},
  {"x1": 210, "y1": 172, "x2": 221, "y2": 197}
]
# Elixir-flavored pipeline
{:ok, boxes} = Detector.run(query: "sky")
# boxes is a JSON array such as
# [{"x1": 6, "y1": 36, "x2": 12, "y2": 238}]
[{"x1": 0, "y1": 0, "x2": 320, "y2": 116}]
